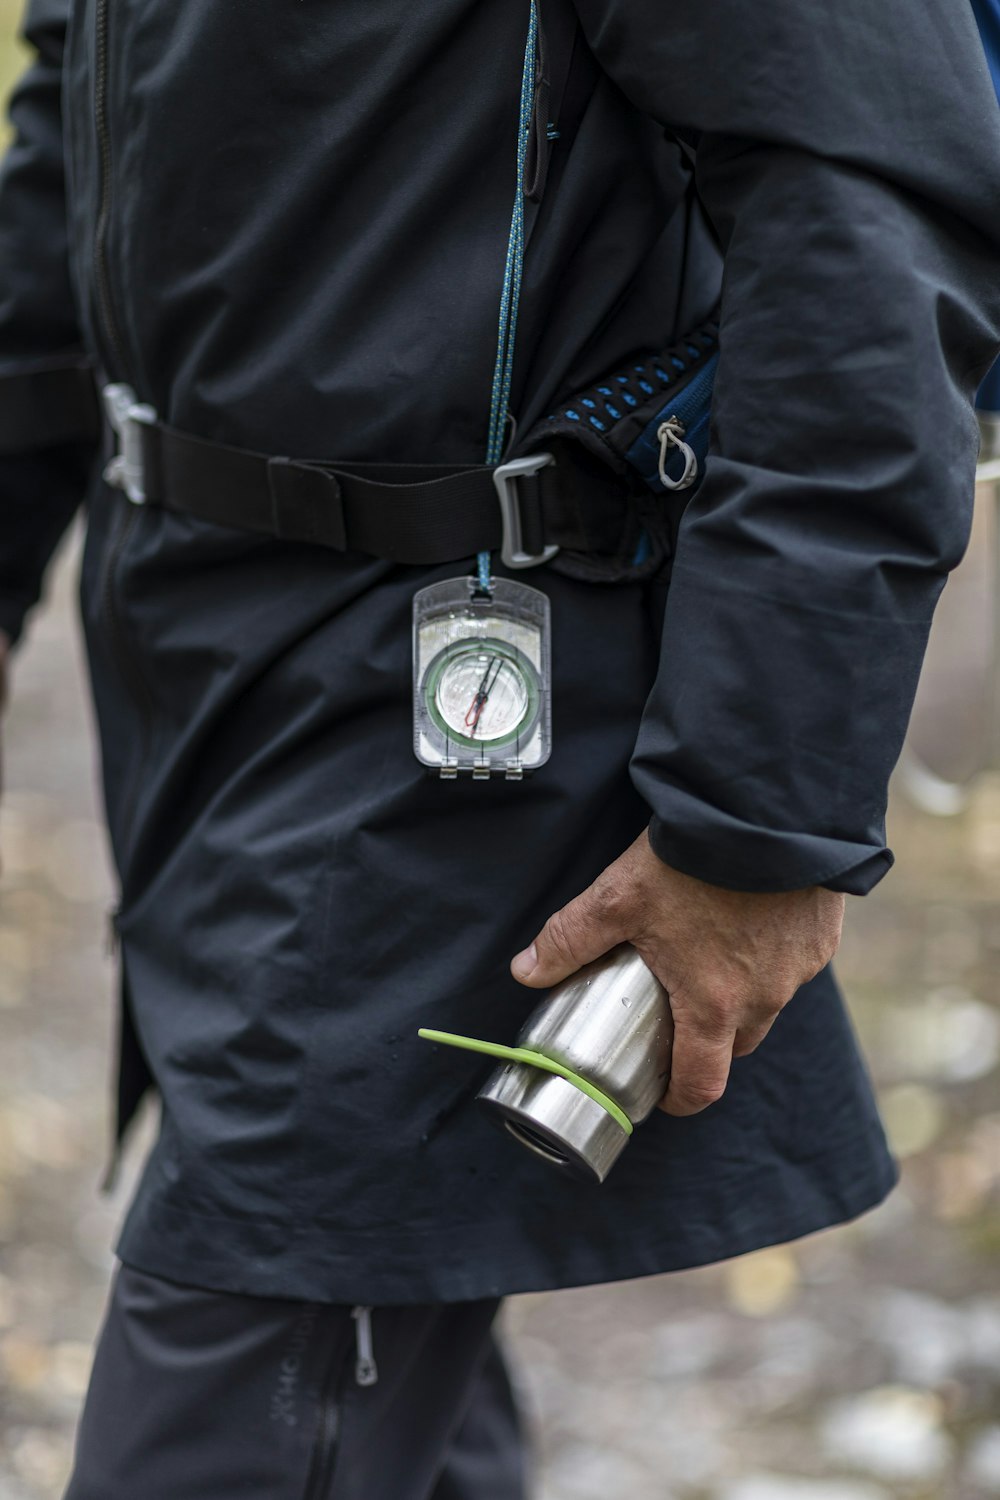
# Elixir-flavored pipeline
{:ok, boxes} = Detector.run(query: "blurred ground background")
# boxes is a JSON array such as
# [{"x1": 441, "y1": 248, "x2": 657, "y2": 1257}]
[{"x1": 0, "y1": 8, "x2": 999, "y2": 1499}]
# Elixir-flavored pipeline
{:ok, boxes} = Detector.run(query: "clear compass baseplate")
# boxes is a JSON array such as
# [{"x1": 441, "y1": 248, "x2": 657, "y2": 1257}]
[{"x1": 412, "y1": 577, "x2": 552, "y2": 780}]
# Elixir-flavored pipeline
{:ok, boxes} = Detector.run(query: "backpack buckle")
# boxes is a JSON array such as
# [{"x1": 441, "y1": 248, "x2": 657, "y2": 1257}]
[
  {"x1": 101, "y1": 382, "x2": 157, "y2": 505},
  {"x1": 493, "y1": 453, "x2": 559, "y2": 569}
]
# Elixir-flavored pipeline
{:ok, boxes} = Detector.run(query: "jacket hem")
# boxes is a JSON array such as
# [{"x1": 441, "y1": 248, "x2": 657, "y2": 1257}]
[{"x1": 112, "y1": 1138, "x2": 900, "y2": 1307}]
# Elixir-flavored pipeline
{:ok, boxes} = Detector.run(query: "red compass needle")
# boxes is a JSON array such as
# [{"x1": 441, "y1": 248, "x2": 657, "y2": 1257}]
[{"x1": 464, "y1": 656, "x2": 502, "y2": 733}]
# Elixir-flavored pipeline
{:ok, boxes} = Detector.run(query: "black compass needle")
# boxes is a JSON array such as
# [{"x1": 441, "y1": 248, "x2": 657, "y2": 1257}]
[{"x1": 464, "y1": 655, "x2": 502, "y2": 733}]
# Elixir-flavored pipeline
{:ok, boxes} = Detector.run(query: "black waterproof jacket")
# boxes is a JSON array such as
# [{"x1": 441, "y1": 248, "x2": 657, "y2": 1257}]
[{"x1": 0, "y1": 0, "x2": 998, "y2": 1302}]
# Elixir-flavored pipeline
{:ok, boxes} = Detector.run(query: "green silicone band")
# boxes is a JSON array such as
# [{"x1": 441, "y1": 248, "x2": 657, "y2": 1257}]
[{"x1": 417, "y1": 1028, "x2": 634, "y2": 1136}]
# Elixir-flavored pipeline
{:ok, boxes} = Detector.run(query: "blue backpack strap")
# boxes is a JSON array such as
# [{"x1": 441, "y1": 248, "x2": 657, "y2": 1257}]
[{"x1": 972, "y1": 0, "x2": 1000, "y2": 95}]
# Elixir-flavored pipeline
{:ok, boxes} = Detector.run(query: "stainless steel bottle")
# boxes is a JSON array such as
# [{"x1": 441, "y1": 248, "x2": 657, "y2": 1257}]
[{"x1": 477, "y1": 942, "x2": 674, "y2": 1184}]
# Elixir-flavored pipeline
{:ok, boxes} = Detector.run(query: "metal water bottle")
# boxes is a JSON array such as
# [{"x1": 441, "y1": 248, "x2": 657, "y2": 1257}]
[{"x1": 477, "y1": 942, "x2": 674, "y2": 1184}]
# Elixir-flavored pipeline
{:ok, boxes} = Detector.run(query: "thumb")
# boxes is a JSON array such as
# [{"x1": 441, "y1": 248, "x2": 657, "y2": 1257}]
[{"x1": 510, "y1": 881, "x2": 627, "y2": 988}]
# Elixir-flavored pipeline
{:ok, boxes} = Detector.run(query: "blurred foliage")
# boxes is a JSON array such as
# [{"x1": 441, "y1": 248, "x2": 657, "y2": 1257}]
[{"x1": 0, "y1": 0, "x2": 29, "y2": 150}]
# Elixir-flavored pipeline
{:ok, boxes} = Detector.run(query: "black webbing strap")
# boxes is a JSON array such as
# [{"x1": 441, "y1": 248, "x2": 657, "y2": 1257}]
[
  {"x1": 0, "y1": 355, "x2": 100, "y2": 454},
  {"x1": 134, "y1": 419, "x2": 600, "y2": 565}
]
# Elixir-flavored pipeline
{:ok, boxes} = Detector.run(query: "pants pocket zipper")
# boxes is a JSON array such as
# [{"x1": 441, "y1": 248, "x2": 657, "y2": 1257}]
[{"x1": 303, "y1": 1306, "x2": 380, "y2": 1500}]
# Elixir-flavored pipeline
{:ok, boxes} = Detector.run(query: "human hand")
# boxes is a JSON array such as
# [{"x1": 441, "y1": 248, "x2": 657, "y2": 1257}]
[{"x1": 509, "y1": 827, "x2": 845, "y2": 1116}]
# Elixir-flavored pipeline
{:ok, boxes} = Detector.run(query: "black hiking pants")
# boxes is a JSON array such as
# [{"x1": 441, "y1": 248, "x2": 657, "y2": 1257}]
[{"x1": 63, "y1": 1264, "x2": 528, "y2": 1500}]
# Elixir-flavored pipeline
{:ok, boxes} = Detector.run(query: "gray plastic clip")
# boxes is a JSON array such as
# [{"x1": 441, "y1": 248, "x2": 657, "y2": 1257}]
[
  {"x1": 493, "y1": 453, "x2": 560, "y2": 570},
  {"x1": 102, "y1": 383, "x2": 157, "y2": 505}
]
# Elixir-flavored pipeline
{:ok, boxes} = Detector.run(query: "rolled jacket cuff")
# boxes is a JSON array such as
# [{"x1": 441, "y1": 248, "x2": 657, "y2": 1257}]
[
  {"x1": 0, "y1": 443, "x2": 96, "y2": 648},
  {"x1": 644, "y1": 806, "x2": 894, "y2": 896},
  {"x1": 0, "y1": 355, "x2": 100, "y2": 455}
]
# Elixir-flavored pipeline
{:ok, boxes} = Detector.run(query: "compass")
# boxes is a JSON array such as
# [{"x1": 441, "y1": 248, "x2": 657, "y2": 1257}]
[
  {"x1": 421, "y1": 637, "x2": 542, "y2": 752},
  {"x1": 412, "y1": 577, "x2": 552, "y2": 776}
]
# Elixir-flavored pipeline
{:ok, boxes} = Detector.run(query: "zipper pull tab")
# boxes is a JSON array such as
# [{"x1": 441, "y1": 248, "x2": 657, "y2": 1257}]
[
  {"x1": 656, "y1": 416, "x2": 699, "y2": 492},
  {"x1": 351, "y1": 1306, "x2": 379, "y2": 1387}
]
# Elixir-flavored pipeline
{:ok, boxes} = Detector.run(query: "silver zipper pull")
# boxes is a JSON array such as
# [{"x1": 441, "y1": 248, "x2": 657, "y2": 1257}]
[{"x1": 351, "y1": 1305, "x2": 379, "y2": 1387}]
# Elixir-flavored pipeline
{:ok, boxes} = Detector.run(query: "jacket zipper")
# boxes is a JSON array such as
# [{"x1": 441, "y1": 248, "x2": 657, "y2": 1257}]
[
  {"x1": 93, "y1": 0, "x2": 133, "y2": 383},
  {"x1": 304, "y1": 1308, "x2": 380, "y2": 1500},
  {"x1": 668, "y1": 353, "x2": 718, "y2": 432},
  {"x1": 93, "y1": 0, "x2": 155, "y2": 872},
  {"x1": 99, "y1": 500, "x2": 154, "y2": 867}
]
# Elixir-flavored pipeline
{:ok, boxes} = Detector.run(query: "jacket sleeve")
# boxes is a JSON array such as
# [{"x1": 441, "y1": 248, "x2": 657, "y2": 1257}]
[
  {"x1": 570, "y1": 0, "x2": 1000, "y2": 894},
  {"x1": 0, "y1": 0, "x2": 99, "y2": 647}
]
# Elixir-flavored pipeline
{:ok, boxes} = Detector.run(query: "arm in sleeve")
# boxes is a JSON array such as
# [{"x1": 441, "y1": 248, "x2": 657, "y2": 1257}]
[
  {"x1": 0, "y1": 0, "x2": 99, "y2": 647},
  {"x1": 571, "y1": 0, "x2": 1000, "y2": 894}
]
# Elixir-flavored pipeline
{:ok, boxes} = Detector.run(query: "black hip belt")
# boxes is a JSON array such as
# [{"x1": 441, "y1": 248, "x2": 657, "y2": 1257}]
[
  {"x1": 100, "y1": 383, "x2": 634, "y2": 573},
  {"x1": 0, "y1": 319, "x2": 719, "y2": 579}
]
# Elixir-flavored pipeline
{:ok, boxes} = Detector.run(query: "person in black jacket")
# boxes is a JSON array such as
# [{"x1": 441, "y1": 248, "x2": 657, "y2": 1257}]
[{"x1": 1, "y1": 1, "x2": 999, "y2": 1495}]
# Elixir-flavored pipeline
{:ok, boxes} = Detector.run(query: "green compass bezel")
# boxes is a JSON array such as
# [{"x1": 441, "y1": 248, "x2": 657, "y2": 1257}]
[{"x1": 421, "y1": 636, "x2": 542, "y2": 752}]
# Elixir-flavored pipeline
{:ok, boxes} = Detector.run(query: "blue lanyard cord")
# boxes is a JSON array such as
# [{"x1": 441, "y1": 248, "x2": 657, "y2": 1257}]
[{"x1": 478, "y1": 0, "x2": 539, "y2": 594}]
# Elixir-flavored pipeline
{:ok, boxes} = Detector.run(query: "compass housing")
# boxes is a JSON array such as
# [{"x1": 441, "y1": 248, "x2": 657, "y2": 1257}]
[{"x1": 412, "y1": 576, "x2": 552, "y2": 779}]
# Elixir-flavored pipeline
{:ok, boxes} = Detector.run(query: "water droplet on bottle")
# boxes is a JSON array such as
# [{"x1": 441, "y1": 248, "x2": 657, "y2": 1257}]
[{"x1": 621, "y1": 994, "x2": 632, "y2": 1008}]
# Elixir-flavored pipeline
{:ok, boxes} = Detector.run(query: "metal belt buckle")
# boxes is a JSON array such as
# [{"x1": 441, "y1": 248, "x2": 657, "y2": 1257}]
[
  {"x1": 102, "y1": 382, "x2": 157, "y2": 505},
  {"x1": 493, "y1": 453, "x2": 559, "y2": 569}
]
